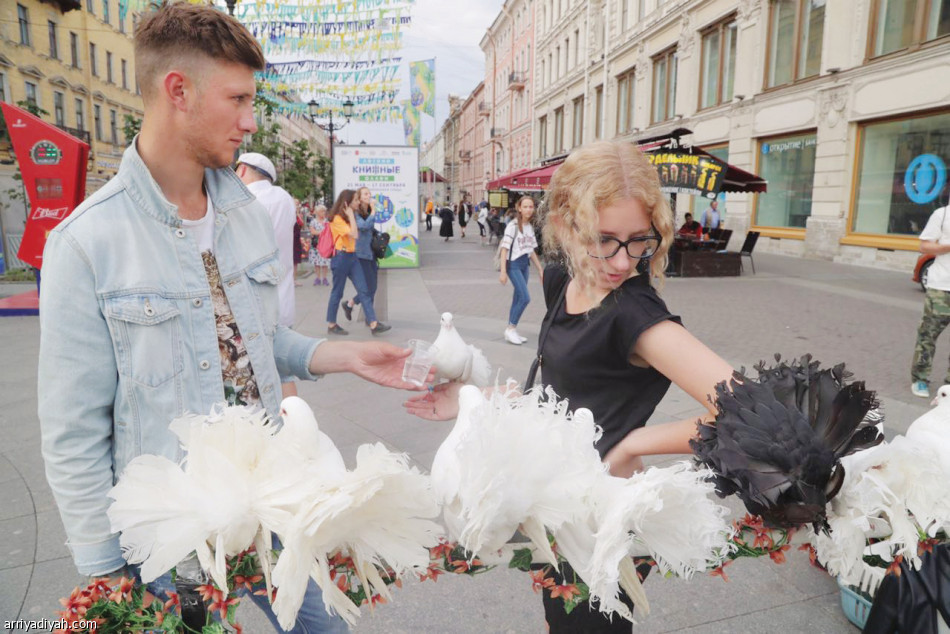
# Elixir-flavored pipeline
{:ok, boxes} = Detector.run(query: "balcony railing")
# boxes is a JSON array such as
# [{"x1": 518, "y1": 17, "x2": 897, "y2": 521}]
[
  {"x1": 459, "y1": 150, "x2": 472, "y2": 160},
  {"x1": 507, "y1": 71, "x2": 526, "y2": 90},
  {"x1": 490, "y1": 128, "x2": 506, "y2": 138},
  {"x1": 477, "y1": 101, "x2": 490, "y2": 117},
  {"x1": 56, "y1": 123, "x2": 91, "y2": 145}
]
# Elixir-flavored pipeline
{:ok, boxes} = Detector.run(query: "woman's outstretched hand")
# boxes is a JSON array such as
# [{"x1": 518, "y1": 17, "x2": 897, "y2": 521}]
[{"x1": 403, "y1": 381, "x2": 463, "y2": 421}]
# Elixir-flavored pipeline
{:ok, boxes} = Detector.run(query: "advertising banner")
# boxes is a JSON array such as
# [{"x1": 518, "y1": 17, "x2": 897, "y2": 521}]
[
  {"x1": 333, "y1": 145, "x2": 419, "y2": 268},
  {"x1": 1, "y1": 102, "x2": 90, "y2": 269},
  {"x1": 401, "y1": 100, "x2": 420, "y2": 147},
  {"x1": 647, "y1": 150, "x2": 725, "y2": 199},
  {"x1": 409, "y1": 59, "x2": 435, "y2": 117}
]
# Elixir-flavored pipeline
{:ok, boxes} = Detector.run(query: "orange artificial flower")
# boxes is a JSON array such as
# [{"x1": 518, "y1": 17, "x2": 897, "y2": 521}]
[
  {"x1": 769, "y1": 544, "x2": 790, "y2": 565},
  {"x1": 549, "y1": 584, "x2": 580, "y2": 601},
  {"x1": 711, "y1": 559, "x2": 733, "y2": 582}
]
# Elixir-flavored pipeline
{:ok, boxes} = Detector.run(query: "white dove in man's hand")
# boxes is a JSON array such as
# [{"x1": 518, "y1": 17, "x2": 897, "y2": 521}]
[{"x1": 431, "y1": 312, "x2": 492, "y2": 387}]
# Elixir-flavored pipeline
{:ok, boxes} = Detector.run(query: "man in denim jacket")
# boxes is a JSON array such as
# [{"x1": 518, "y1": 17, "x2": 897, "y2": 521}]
[{"x1": 37, "y1": 4, "x2": 419, "y2": 631}]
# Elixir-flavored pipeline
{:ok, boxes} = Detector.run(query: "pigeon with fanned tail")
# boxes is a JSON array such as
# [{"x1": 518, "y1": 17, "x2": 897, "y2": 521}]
[
  {"x1": 430, "y1": 312, "x2": 492, "y2": 387},
  {"x1": 691, "y1": 354, "x2": 885, "y2": 528}
]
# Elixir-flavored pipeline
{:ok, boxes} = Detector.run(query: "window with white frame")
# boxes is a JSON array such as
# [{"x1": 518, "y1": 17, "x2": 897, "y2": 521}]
[
  {"x1": 595, "y1": 84, "x2": 604, "y2": 139},
  {"x1": 75, "y1": 98, "x2": 85, "y2": 131},
  {"x1": 54, "y1": 91, "x2": 65, "y2": 126},
  {"x1": 554, "y1": 106, "x2": 564, "y2": 152},
  {"x1": 25, "y1": 81, "x2": 38, "y2": 108}
]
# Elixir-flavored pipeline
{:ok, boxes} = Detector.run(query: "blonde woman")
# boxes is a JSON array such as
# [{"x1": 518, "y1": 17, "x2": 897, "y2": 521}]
[
  {"x1": 498, "y1": 196, "x2": 544, "y2": 345},
  {"x1": 405, "y1": 140, "x2": 734, "y2": 631}
]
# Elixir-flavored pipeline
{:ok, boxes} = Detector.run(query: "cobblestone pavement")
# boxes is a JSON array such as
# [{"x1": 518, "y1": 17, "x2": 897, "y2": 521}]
[{"x1": 0, "y1": 219, "x2": 937, "y2": 633}]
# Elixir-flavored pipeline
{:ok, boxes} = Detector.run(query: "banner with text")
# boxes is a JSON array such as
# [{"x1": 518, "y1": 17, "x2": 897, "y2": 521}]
[
  {"x1": 333, "y1": 145, "x2": 419, "y2": 268},
  {"x1": 647, "y1": 151, "x2": 726, "y2": 199}
]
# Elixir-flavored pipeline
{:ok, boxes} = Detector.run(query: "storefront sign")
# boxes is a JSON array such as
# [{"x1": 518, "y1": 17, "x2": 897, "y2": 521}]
[
  {"x1": 905, "y1": 154, "x2": 946, "y2": 205},
  {"x1": 488, "y1": 190, "x2": 509, "y2": 209},
  {"x1": 0, "y1": 103, "x2": 90, "y2": 269},
  {"x1": 648, "y1": 151, "x2": 725, "y2": 199},
  {"x1": 334, "y1": 145, "x2": 418, "y2": 268}
]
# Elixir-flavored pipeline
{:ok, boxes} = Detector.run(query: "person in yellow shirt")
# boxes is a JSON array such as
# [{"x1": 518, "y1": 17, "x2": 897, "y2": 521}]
[
  {"x1": 326, "y1": 189, "x2": 391, "y2": 335},
  {"x1": 424, "y1": 198, "x2": 434, "y2": 231}
]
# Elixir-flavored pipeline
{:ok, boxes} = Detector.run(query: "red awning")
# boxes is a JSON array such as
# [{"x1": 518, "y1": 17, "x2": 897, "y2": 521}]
[
  {"x1": 490, "y1": 161, "x2": 564, "y2": 192},
  {"x1": 487, "y1": 167, "x2": 535, "y2": 190}
]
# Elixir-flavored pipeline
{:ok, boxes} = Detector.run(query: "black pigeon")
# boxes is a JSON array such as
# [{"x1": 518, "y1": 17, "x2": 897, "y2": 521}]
[{"x1": 690, "y1": 354, "x2": 885, "y2": 528}]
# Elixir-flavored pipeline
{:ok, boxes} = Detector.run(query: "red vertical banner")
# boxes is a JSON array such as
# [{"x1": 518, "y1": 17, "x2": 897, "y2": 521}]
[{"x1": 1, "y1": 102, "x2": 90, "y2": 269}]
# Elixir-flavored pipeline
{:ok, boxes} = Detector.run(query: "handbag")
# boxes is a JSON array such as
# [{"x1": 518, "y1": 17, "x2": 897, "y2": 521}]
[
  {"x1": 371, "y1": 229, "x2": 390, "y2": 259},
  {"x1": 524, "y1": 275, "x2": 569, "y2": 389}
]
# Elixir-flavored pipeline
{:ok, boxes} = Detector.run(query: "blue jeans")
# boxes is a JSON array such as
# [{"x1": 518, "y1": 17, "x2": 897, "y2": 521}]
[
  {"x1": 351, "y1": 258, "x2": 378, "y2": 323},
  {"x1": 328, "y1": 251, "x2": 376, "y2": 324},
  {"x1": 507, "y1": 254, "x2": 531, "y2": 326}
]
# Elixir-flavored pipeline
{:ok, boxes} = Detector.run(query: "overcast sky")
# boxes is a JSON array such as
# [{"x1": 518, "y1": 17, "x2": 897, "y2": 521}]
[{"x1": 340, "y1": 0, "x2": 505, "y2": 146}]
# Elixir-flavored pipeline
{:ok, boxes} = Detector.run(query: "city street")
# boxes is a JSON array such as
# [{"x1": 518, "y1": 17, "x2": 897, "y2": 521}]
[{"x1": 0, "y1": 221, "x2": 939, "y2": 633}]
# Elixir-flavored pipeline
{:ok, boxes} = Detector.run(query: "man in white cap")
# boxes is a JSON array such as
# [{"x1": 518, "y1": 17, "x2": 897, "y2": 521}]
[{"x1": 236, "y1": 152, "x2": 298, "y2": 396}]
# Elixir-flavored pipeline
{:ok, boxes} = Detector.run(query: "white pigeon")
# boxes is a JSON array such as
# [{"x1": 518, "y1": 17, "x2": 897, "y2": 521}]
[
  {"x1": 109, "y1": 405, "x2": 288, "y2": 592},
  {"x1": 277, "y1": 396, "x2": 347, "y2": 478},
  {"x1": 906, "y1": 384, "x2": 950, "y2": 473},
  {"x1": 430, "y1": 312, "x2": 492, "y2": 387},
  {"x1": 270, "y1": 443, "x2": 442, "y2": 628},
  {"x1": 442, "y1": 384, "x2": 734, "y2": 622}
]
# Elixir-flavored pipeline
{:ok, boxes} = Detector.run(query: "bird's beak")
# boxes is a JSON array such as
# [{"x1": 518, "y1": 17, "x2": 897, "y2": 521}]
[{"x1": 931, "y1": 397, "x2": 939, "y2": 407}]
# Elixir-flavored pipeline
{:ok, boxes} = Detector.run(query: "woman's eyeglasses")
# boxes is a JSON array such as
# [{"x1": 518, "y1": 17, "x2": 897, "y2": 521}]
[{"x1": 587, "y1": 228, "x2": 661, "y2": 260}]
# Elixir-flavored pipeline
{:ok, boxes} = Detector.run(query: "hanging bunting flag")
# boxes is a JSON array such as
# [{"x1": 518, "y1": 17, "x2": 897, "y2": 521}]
[
  {"x1": 401, "y1": 100, "x2": 420, "y2": 147},
  {"x1": 409, "y1": 59, "x2": 435, "y2": 117}
]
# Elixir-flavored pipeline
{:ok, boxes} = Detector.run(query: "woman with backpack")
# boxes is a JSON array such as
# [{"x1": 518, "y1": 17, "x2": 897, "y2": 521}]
[
  {"x1": 340, "y1": 187, "x2": 380, "y2": 325},
  {"x1": 498, "y1": 195, "x2": 544, "y2": 345},
  {"x1": 325, "y1": 189, "x2": 391, "y2": 335}
]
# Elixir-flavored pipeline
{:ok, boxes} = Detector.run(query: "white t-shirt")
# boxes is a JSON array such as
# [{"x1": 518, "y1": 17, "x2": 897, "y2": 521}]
[
  {"x1": 246, "y1": 179, "x2": 296, "y2": 328},
  {"x1": 920, "y1": 206, "x2": 950, "y2": 291},
  {"x1": 181, "y1": 195, "x2": 215, "y2": 253},
  {"x1": 501, "y1": 221, "x2": 538, "y2": 261}
]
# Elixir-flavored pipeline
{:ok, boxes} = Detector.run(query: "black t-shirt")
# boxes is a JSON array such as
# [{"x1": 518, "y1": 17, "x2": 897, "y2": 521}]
[{"x1": 539, "y1": 264, "x2": 682, "y2": 458}]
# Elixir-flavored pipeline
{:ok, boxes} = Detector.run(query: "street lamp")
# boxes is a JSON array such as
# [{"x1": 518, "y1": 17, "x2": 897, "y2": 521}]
[{"x1": 307, "y1": 98, "x2": 354, "y2": 199}]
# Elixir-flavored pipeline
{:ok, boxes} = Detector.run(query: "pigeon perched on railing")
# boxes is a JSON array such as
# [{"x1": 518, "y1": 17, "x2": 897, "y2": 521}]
[
  {"x1": 430, "y1": 312, "x2": 492, "y2": 387},
  {"x1": 691, "y1": 354, "x2": 885, "y2": 529}
]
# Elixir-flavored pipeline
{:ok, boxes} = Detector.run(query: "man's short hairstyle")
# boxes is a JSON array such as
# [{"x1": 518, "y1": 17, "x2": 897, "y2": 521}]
[{"x1": 134, "y1": 2, "x2": 265, "y2": 102}]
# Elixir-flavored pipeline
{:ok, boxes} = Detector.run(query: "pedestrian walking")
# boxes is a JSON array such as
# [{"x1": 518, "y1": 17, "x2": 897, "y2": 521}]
[
  {"x1": 457, "y1": 198, "x2": 469, "y2": 238},
  {"x1": 439, "y1": 203, "x2": 455, "y2": 241},
  {"x1": 425, "y1": 197, "x2": 434, "y2": 231},
  {"x1": 405, "y1": 139, "x2": 735, "y2": 632},
  {"x1": 477, "y1": 203, "x2": 489, "y2": 245},
  {"x1": 36, "y1": 5, "x2": 420, "y2": 632},
  {"x1": 498, "y1": 196, "x2": 544, "y2": 345},
  {"x1": 308, "y1": 204, "x2": 330, "y2": 285},
  {"x1": 326, "y1": 189, "x2": 391, "y2": 335},
  {"x1": 341, "y1": 186, "x2": 379, "y2": 325},
  {"x1": 911, "y1": 204, "x2": 950, "y2": 398}
]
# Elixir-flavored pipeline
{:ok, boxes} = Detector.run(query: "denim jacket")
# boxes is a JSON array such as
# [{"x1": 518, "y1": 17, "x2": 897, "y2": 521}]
[
  {"x1": 354, "y1": 211, "x2": 376, "y2": 260},
  {"x1": 37, "y1": 140, "x2": 323, "y2": 576}
]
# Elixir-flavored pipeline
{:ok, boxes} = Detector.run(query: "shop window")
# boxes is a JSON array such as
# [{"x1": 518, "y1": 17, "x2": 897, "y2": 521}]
[
  {"x1": 616, "y1": 68, "x2": 636, "y2": 134},
  {"x1": 700, "y1": 16, "x2": 737, "y2": 109},
  {"x1": 852, "y1": 111, "x2": 950, "y2": 236},
  {"x1": 572, "y1": 96, "x2": 584, "y2": 148},
  {"x1": 754, "y1": 132, "x2": 817, "y2": 229},
  {"x1": 652, "y1": 48, "x2": 678, "y2": 123},
  {"x1": 690, "y1": 145, "x2": 729, "y2": 216},
  {"x1": 765, "y1": 0, "x2": 825, "y2": 89},
  {"x1": 870, "y1": 0, "x2": 950, "y2": 57}
]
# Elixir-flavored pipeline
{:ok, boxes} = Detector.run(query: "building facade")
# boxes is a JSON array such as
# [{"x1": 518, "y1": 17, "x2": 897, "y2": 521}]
[
  {"x1": 481, "y1": 0, "x2": 536, "y2": 186},
  {"x1": 458, "y1": 81, "x2": 488, "y2": 203},
  {"x1": 1, "y1": 0, "x2": 143, "y2": 267},
  {"x1": 527, "y1": 0, "x2": 950, "y2": 268}
]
